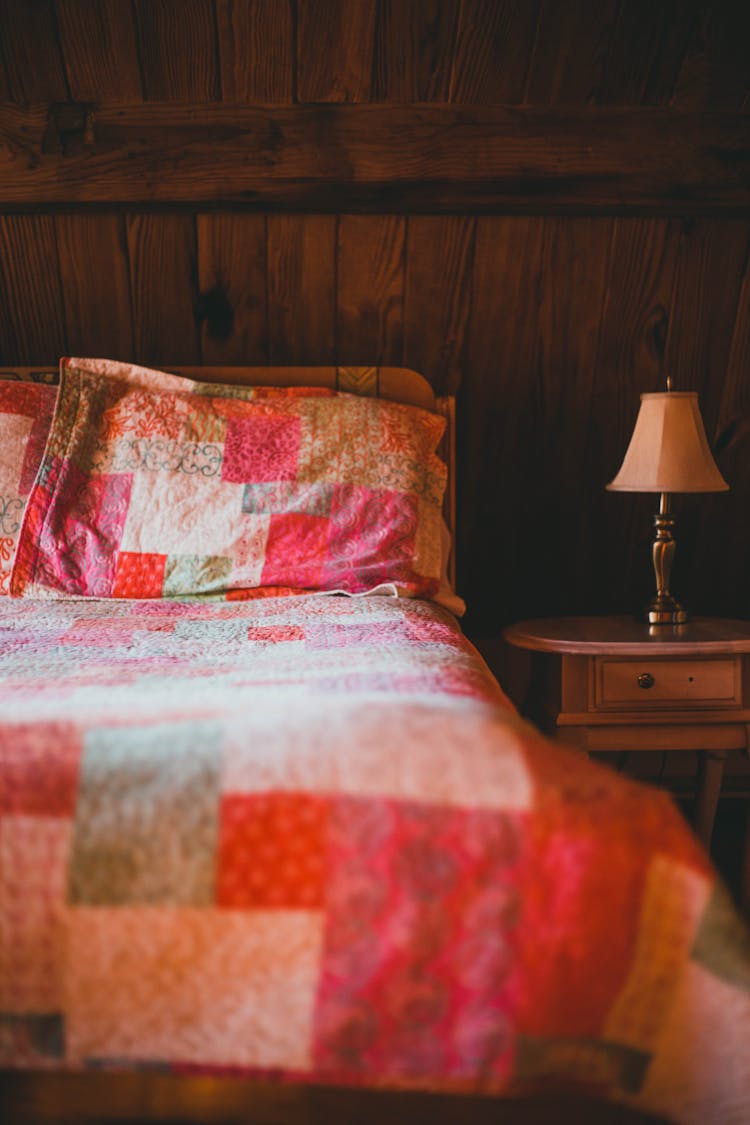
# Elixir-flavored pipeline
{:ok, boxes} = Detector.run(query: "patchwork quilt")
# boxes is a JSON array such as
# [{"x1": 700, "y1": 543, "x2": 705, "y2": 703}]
[{"x1": 0, "y1": 593, "x2": 749, "y2": 1125}]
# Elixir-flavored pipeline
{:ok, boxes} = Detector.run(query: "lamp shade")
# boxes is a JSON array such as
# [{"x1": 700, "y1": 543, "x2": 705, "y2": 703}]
[{"x1": 607, "y1": 391, "x2": 728, "y2": 494}]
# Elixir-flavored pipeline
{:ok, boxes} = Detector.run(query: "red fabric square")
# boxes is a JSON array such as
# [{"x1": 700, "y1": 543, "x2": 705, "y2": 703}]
[
  {"x1": 0, "y1": 722, "x2": 82, "y2": 817},
  {"x1": 221, "y1": 414, "x2": 302, "y2": 483},
  {"x1": 112, "y1": 552, "x2": 167, "y2": 598},
  {"x1": 260, "y1": 513, "x2": 329, "y2": 588},
  {"x1": 217, "y1": 793, "x2": 328, "y2": 909}
]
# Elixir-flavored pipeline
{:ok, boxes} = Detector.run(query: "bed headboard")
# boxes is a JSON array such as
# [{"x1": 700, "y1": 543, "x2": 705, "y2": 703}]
[{"x1": 0, "y1": 364, "x2": 457, "y2": 587}]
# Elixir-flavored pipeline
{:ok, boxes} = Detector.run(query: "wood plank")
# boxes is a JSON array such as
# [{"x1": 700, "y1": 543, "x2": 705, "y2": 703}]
[
  {"x1": 297, "y1": 0, "x2": 376, "y2": 103},
  {"x1": 133, "y1": 0, "x2": 220, "y2": 101},
  {"x1": 664, "y1": 220, "x2": 750, "y2": 430},
  {"x1": 216, "y1": 0, "x2": 293, "y2": 102},
  {"x1": 672, "y1": 2, "x2": 750, "y2": 110},
  {"x1": 266, "y1": 215, "x2": 336, "y2": 363},
  {"x1": 0, "y1": 0, "x2": 68, "y2": 102},
  {"x1": 596, "y1": 0, "x2": 703, "y2": 106},
  {"x1": 125, "y1": 214, "x2": 201, "y2": 365},
  {"x1": 196, "y1": 213, "x2": 267, "y2": 364},
  {"x1": 0, "y1": 215, "x2": 67, "y2": 364},
  {"x1": 523, "y1": 0, "x2": 618, "y2": 105},
  {"x1": 449, "y1": 0, "x2": 538, "y2": 104},
  {"x1": 1, "y1": 104, "x2": 748, "y2": 214},
  {"x1": 584, "y1": 218, "x2": 682, "y2": 613},
  {"x1": 372, "y1": 0, "x2": 460, "y2": 102},
  {"x1": 403, "y1": 217, "x2": 475, "y2": 395},
  {"x1": 460, "y1": 217, "x2": 546, "y2": 632},
  {"x1": 336, "y1": 216, "x2": 405, "y2": 365},
  {"x1": 55, "y1": 0, "x2": 143, "y2": 102},
  {"x1": 55, "y1": 213, "x2": 134, "y2": 360}
]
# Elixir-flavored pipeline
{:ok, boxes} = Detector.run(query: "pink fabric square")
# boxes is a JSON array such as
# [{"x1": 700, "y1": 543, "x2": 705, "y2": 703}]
[
  {"x1": 112, "y1": 552, "x2": 167, "y2": 598},
  {"x1": 261, "y1": 512, "x2": 329, "y2": 587},
  {"x1": 0, "y1": 722, "x2": 82, "y2": 817},
  {"x1": 222, "y1": 414, "x2": 302, "y2": 483}
]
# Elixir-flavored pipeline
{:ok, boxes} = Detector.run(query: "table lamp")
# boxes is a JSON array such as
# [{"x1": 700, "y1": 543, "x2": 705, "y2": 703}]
[{"x1": 607, "y1": 378, "x2": 728, "y2": 625}]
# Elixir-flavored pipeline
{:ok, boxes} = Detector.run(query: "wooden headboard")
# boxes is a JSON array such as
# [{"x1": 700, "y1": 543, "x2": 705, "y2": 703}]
[{"x1": 0, "y1": 364, "x2": 457, "y2": 588}]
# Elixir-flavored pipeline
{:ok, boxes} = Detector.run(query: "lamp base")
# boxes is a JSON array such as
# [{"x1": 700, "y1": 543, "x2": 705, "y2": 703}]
[{"x1": 642, "y1": 595, "x2": 689, "y2": 626}]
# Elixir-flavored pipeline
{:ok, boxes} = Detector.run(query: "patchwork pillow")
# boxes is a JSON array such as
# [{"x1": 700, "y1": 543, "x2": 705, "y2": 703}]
[
  {"x1": 0, "y1": 380, "x2": 57, "y2": 595},
  {"x1": 11, "y1": 358, "x2": 447, "y2": 602}
]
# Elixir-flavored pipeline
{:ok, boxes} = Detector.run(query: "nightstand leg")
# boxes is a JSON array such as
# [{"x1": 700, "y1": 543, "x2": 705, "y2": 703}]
[{"x1": 694, "y1": 750, "x2": 729, "y2": 852}]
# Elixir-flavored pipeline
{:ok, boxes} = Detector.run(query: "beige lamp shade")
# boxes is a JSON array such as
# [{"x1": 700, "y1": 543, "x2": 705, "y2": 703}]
[{"x1": 607, "y1": 391, "x2": 728, "y2": 494}]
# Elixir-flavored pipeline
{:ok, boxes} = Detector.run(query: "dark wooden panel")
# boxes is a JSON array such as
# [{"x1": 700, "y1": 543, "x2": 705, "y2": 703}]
[
  {"x1": 0, "y1": 215, "x2": 67, "y2": 363},
  {"x1": 716, "y1": 249, "x2": 750, "y2": 435},
  {"x1": 216, "y1": 0, "x2": 293, "y2": 102},
  {"x1": 585, "y1": 218, "x2": 682, "y2": 613},
  {"x1": 267, "y1": 215, "x2": 336, "y2": 363},
  {"x1": 449, "y1": 0, "x2": 539, "y2": 104},
  {"x1": 403, "y1": 217, "x2": 475, "y2": 395},
  {"x1": 460, "y1": 216, "x2": 546, "y2": 627},
  {"x1": 55, "y1": 213, "x2": 134, "y2": 360},
  {"x1": 664, "y1": 220, "x2": 750, "y2": 430},
  {"x1": 196, "y1": 213, "x2": 267, "y2": 364},
  {"x1": 596, "y1": 0, "x2": 703, "y2": 106},
  {"x1": 372, "y1": 0, "x2": 460, "y2": 102},
  {"x1": 2, "y1": 104, "x2": 749, "y2": 214},
  {"x1": 673, "y1": 2, "x2": 750, "y2": 110},
  {"x1": 133, "y1": 0, "x2": 220, "y2": 101},
  {"x1": 55, "y1": 0, "x2": 143, "y2": 102},
  {"x1": 0, "y1": 0, "x2": 68, "y2": 102},
  {"x1": 336, "y1": 215, "x2": 405, "y2": 365},
  {"x1": 527, "y1": 218, "x2": 615, "y2": 616},
  {"x1": 297, "y1": 0, "x2": 376, "y2": 103},
  {"x1": 523, "y1": 0, "x2": 617, "y2": 105},
  {"x1": 125, "y1": 214, "x2": 200, "y2": 364}
]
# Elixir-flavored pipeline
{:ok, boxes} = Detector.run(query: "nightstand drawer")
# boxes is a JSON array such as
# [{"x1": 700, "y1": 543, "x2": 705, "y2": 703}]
[{"x1": 594, "y1": 658, "x2": 740, "y2": 708}]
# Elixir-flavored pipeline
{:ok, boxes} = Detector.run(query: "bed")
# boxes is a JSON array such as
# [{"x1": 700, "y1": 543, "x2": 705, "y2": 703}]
[{"x1": 0, "y1": 359, "x2": 748, "y2": 1125}]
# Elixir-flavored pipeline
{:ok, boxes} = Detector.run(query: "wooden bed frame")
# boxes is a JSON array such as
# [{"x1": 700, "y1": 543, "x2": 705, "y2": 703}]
[
  {"x1": 0, "y1": 363, "x2": 457, "y2": 589},
  {"x1": 0, "y1": 362, "x2": 665, "y2": 1125}
]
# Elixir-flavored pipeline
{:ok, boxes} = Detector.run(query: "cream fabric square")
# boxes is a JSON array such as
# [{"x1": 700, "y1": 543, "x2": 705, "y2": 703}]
[{"x1": 66, "y1": 907, "x2": 324, "y2": 1068}]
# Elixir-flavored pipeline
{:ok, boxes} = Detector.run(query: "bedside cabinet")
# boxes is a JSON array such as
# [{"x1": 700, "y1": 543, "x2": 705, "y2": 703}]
[{"x1": 502, "y1": 616, "x2": 750, "y2": 868}]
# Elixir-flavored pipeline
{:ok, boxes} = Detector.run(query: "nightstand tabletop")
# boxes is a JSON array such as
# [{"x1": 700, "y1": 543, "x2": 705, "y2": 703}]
[{"x1": 503, "y1": 616, "x2": 750, "y2": 656}]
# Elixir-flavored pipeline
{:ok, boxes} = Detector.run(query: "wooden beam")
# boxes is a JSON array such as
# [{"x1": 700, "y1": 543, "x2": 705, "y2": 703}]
[{"x1": 0, "y1": 104, "x2": 749, "y2": 214}]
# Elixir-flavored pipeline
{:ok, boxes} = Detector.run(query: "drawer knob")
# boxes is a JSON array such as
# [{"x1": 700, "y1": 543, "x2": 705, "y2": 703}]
[{"x1": 637, "y1": 672, "x2": 655, "y2": 689}]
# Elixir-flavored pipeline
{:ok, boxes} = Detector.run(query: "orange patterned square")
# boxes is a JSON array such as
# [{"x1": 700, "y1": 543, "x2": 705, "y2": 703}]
[
  {"x1": 217, "y1": 793, "x2": 328, "y2": 909},
  {"x1": 112, "y1": 552, "x2": 167, "y2": 598}
]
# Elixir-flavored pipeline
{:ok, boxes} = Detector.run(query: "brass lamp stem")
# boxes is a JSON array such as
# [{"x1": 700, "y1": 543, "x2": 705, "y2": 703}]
[{"x1": 645, "y1": 491, "x2": 688, "y2": 625}]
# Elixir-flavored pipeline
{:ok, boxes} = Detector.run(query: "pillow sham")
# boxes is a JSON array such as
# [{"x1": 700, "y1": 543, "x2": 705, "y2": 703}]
[
  {"x1": 0, "y1": 380, "x2": 57, "y2": 595},
  {"x1": 11, "y1": 358, "x2": 447, "y2": 602}
]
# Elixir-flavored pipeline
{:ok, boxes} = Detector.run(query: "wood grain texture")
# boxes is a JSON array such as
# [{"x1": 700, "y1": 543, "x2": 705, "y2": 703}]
[
  {"x1": 55, "y1": 0, "x2": 143, "y2": 102},
  {"x1": 596, "y1": 0, "x2": 703, "y2": 107},
  {"x1": 216, "y1": 0, "x2": 294, "y2": 102},
  {"x1": 125, "y1": 213, "x2": 200, "y2": 364},
  {"x1": 196, "y1": 213, "x2": 267, "y2": 364},
  {"x1": 336, "y1": 215, "x2": 405, "y2": 365},
  {"x1": 403, "y1": 216, "x2": 475, "y2": 395},
  {"x1": 2, "y1": 104, "x2": 749, "y2": 214},
  {"x1": 449, "y1": 0, "x2": 538, "y2": 104},
  {"x1": 672, "y1": 1, "x2": 750, "y2": 110},
  {"x1": 523, "y1": 0, "x2": 616, "y2": 105},
  {"x1": 297, "y1": 0, "x2": 377, "y2": 103},
  {"x1": 372, "y1": 0, "x2": 460, "y2": 102},
  {"x1": 267, "y1": 215, "x2": 336, "y2": 363},
  {"x1": 586, "y1": 218, "x2": 682, "y2": 613},
  {"x1": 664, "y1": 220, "x2": 750, "y2": 430},
  {"x1": 460, "y1": 216, "x2": 546, "y2": 629},
  {"x1": 0, "y1": 0, "x2": 68, "y2": 102},
  {"x1": 0, "y1": 215, "x2": 67, "y2": 363},
  {"x1": 55, "y1": 213, "x2": 134, "y2": 360},
  {"x1": 133, "y1": 0, "x2": 220, "y2": 101}
]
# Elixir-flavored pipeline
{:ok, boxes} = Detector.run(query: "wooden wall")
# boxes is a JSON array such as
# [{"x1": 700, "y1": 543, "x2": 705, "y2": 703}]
[{"x1": 1, "y1": 1, "x2": 749, "y2": 636}]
